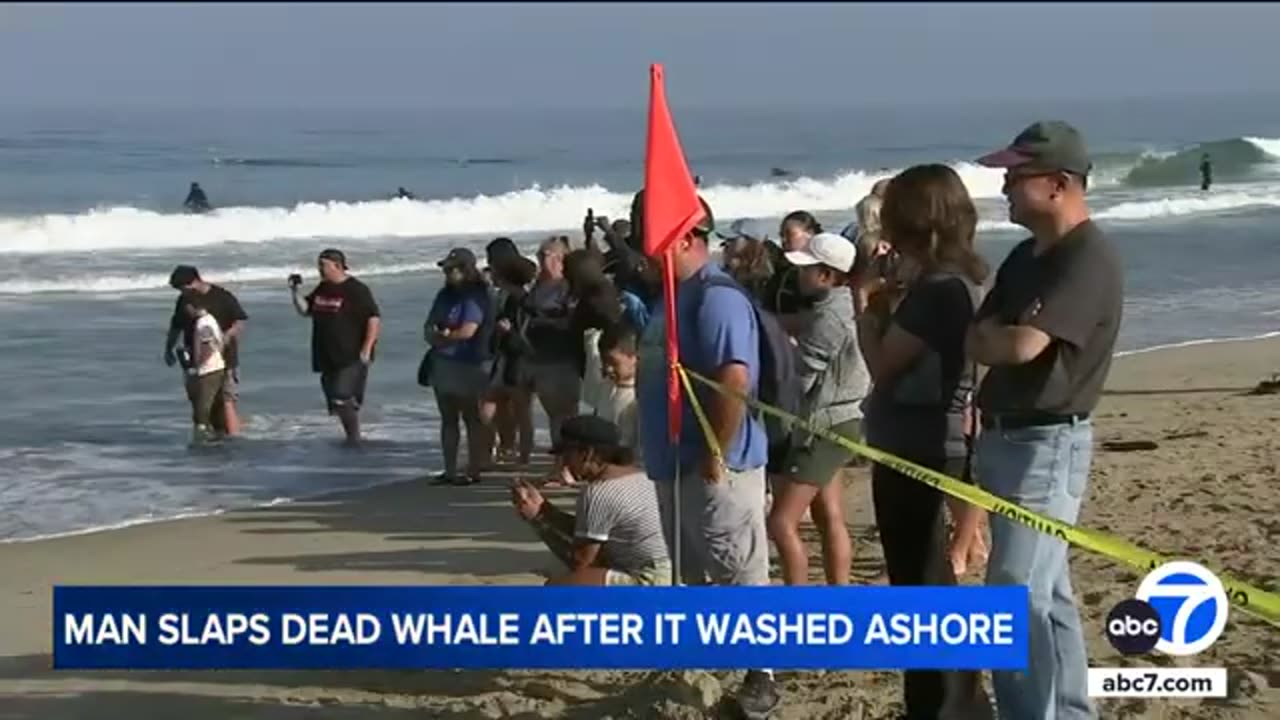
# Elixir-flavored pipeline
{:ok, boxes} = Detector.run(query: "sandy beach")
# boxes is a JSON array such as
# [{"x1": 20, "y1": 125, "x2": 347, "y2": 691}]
[{"x1": 2, "y1": 337, "x2": 1277, "y2": 719}]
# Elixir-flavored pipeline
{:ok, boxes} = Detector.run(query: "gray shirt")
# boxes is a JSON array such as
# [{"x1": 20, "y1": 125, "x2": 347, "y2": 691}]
[
  {"x1": 574, "y1": 471, "x2": 668, "y2": 572},
  {"x1": 975, "y1": 220, "x2": 1124, "y2": 415},
  {"x1": 793, "y1": 285, "x2": 869, "y2": 432}
]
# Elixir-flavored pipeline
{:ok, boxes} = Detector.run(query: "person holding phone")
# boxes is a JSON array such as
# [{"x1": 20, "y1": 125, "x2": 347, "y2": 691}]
[{"x1": 290, "y1": 249, "x2": 382, "y2": 446}]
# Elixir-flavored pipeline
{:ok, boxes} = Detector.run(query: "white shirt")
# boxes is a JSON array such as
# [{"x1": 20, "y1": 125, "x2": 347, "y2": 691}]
[
  {"x1": 579, "y1": 328, "x2": 640, "y2": 459},
  {"x1": 191, "y1": 312, "x2": 226, "y2": 376}
]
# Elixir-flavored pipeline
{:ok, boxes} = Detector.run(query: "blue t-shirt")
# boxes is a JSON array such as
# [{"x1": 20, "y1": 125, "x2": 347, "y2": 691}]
[
  {"x1": 428, "y1": 285, "x2": 490, "y2": 364},
  {"x1": 637, "y1": 264, "x2": 767, "y2": 482}
]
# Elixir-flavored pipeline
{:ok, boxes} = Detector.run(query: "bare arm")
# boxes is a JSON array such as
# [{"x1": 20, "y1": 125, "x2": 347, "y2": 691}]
[
  {"x1": 966, "y1": 316, "x2": 1052, "y2": 367},
  {"x1": 361, "y1": 316, "x2": 381, "y2": 359},
  {"x1": 290, "y1": 287, "x2": 309, "y2": 317},
  {"x1": 569, "y1": 541, "x2": 603, "y2": 571},
  {"x1": 164, "y1": 326, "x2": 181, "y2": 354},
  {"x1": 706, "y1": 362, "x2": 751, "y2": 461},
  {"x1": 856, "y1": 314, "x2": 929, "y2": 385},
  {"x1": 224, "y1": 319, "x2": 245, "y2": 342}
]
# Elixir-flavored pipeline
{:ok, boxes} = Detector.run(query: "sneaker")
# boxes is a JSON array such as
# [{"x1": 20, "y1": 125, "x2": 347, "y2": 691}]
[{"x1": 736, "y1": 670, "x2": 779, "y2": 719}]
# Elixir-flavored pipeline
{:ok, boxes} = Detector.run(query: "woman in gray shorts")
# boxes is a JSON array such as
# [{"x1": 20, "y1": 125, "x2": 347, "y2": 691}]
[{"x1": 426, "y1": 248, "x2": 494, "y2": 486}]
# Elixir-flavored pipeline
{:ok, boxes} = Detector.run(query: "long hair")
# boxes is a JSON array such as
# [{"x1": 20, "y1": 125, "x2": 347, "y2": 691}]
[
  {"x1": 781, "y1": 210, "x2": 823, "y2": 235},
  {"x1": 880, "y1": 164, "x2": 988, "y2": 285}
]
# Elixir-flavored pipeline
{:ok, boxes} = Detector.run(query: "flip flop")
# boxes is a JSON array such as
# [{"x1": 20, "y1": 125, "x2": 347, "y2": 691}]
[
  {"x1": 451, "y1": 474, "x2": 480, "y2": 487},
  {"x1": 429, "y1": 473, "x2": 457, "y2": 486}
]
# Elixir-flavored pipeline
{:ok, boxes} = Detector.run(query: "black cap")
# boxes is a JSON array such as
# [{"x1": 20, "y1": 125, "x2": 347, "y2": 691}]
[
  {"x1": 627, "y1": 190, "x2": 716, "y2": 252},
  {"x1": 168, "y1": 265, "x2": 200, "y2": 289},
  {"x1": 549, "y1": 415, "x2": 623, "y2": 455},
  {"x1": 438, "y1": 247, "x2": 478, "y2": 270},
  {"x1": 977, "y1": 120, "x2": 1092, "y2": 177},
  {"x1": 318, "y1": 248, "x2": 348, "y2": 269}
]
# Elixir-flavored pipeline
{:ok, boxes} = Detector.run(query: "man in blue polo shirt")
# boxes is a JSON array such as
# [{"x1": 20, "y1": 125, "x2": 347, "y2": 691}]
[{"x1": 635, "y1": 197, "x2": 776, "y2": 718}]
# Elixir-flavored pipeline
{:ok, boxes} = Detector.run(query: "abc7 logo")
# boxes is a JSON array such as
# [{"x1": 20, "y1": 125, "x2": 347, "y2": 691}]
[{"x1": 1106, "y1": 561, "x2": 1229, "y2": 656}]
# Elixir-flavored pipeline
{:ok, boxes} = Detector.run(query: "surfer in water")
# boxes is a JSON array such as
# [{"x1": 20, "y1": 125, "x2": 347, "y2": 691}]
[
  {"x1": 184, "y1": 182, "x2": 211, "y2": 213},
  {"x1": 1200, "y1": 153, "x2": 1213, "y2": 191},
  {"x1": 394, "y1": 187, "x2": 416, "y2": 200}
]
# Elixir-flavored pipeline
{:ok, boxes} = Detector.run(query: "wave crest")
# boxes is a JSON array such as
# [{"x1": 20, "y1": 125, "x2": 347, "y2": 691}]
[{"x1": 0, "y1": 165, "x2": 1007, "y2": 255}]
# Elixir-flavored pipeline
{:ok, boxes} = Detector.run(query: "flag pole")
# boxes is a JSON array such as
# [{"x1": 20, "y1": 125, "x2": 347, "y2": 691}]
[{"x1": 666, "y1": 247, "x2": 682, "y2": 587}]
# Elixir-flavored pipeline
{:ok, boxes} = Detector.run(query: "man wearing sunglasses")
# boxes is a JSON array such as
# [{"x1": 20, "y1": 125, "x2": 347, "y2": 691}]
[{"x1": 967, "y1": 121, "x2": 1124, "y2": 720}]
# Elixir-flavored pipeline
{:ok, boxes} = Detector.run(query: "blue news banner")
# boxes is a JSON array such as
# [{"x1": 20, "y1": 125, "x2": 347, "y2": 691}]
[{"x1": 53, "y1": 586, "x2": 1028, "y2": 670}]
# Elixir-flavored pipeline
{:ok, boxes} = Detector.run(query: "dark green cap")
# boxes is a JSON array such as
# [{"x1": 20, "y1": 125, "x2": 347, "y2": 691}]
[{"x1": 977, "y1": 120, "x2": 1092, "y2": 177}]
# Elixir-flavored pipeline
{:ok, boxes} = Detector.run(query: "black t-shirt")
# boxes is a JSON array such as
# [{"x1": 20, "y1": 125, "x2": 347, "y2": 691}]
[
  {"x1": 975, "y1": 220, "x2": 1123, "y2": 416},
  {"x1": 306, "y1": 277, "x2": 381, "y2": 373},
  {"x1": 169, "y1": 285, "x2": 249, "y2": 368},
  {"x1": 865, "y1": 272, "x2": 980, "y2": 460}
]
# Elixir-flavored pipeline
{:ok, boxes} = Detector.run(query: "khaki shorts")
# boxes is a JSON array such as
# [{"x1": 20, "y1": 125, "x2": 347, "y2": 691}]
[
  {"x1": 186, "y1": 370, "x2": 227, "y2": 426},
  {"x1": 784, "y1": 418, "x2": 864, "y2": 487},
  {"x1": 655, "y1": 466, "x2": 770, "y2": 586},
  {"x1": 606, "y1": 560, "x2": 674, "y2": 586}
]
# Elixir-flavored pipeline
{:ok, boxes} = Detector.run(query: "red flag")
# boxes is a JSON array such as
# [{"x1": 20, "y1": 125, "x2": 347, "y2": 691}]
[
  {"x1": 643, "y1": 65, "x2": 704, "y2": 258},
  {"x1": 643, "y1": 64, "x2": 703, "y2": 442}
]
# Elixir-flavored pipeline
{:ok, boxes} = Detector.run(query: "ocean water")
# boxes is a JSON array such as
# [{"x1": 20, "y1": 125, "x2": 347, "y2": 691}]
[{"x1": 3, "y1": 95, "x2": 1280, "y2": 541}]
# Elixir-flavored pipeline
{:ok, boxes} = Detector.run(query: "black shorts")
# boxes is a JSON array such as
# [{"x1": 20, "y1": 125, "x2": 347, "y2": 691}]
[{"x1": 320, "y1": 362, "x2": 368, "y2": 413}]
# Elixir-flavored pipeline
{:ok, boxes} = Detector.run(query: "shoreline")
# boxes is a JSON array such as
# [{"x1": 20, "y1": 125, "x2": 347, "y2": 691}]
[
  {"x1": 5, "y1": 330, "x2": 1278, "y2": 547},
  {"x1": 1, "y1": 334, "x2": 1277, "y2": 718}
]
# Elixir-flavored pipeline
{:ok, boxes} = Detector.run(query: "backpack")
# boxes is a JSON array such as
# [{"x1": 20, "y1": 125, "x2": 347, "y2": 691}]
[{"x1": 695, "y1": 273, "x2": 803, "y2": 444}]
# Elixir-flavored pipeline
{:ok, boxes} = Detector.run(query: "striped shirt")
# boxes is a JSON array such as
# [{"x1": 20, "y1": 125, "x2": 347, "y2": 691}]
[{"x1": 573, "y1": 471, "x2": 668, "y2": 572}]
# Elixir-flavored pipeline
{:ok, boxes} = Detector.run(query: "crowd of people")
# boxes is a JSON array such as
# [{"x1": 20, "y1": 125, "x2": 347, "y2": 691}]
[{"x1": 162, "y1": 119, "x2": 1124, "y2": 720}]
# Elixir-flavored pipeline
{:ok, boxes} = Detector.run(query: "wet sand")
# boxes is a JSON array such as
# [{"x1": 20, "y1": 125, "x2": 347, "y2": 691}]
[{"x1": 2, "y1": 338, "x2": 1278, "y2": 719}]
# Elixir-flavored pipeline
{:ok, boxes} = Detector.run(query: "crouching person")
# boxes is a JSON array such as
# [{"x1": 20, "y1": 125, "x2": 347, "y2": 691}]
[{"x1": 509, "y1": 415, "x2": 672, "y2": 586}]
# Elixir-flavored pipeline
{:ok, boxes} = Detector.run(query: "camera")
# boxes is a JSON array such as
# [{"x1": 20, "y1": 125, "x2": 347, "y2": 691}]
[{"x1": 287, "y1": 273, "x2": 303, "y2": 288}]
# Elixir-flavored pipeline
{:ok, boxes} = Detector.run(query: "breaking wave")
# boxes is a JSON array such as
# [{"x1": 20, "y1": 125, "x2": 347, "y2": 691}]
[{"x1": 0, "y1": 165, "x2": 1006, "y2": 255}]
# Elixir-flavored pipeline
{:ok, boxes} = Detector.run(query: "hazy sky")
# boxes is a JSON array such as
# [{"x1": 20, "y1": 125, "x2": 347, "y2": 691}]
[{"x1": 3, "y1": 2, "x2": 1278, "y2": 110}]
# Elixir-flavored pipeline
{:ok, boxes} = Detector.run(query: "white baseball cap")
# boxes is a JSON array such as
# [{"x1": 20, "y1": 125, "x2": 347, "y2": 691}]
[{"x1": 784, "y1": 232, "x2": 857, "y2": 273}]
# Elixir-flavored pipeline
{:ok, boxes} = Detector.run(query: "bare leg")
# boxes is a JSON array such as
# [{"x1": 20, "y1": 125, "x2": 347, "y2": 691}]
[
  {"x1": 221, "y1": 400, "x2": 242, "y2": 436},
  {"x1": 533, "y1": 366, "x2": 580, "y2": 448},
  {"x1": 434, "y1": 392, "x2": 461, "y2": 477},
  {"x1": 766, "y1": 478, "x2": 821, "y2": 585},
  {"x1": 808, "y1": 479, "x2": 852, "y2": 585},
  {"x1": 336, "y1": 405, "x2": 360, "y2": 446},
  {"x1": 512, "y1": 388, "x2": 535, "y2": 465},
  {"x1": 461, "y1": 396, "x2": 489, "y2": 480},
  {"x1": 496, "y1": 392, "x2": 517, "y2": 458}
]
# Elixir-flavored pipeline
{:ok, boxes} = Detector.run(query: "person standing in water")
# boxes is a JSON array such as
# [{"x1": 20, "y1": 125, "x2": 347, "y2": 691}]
[
  {"x1": 184, "y1": 182, "x2": 211, "y2": 212},
  {"x1": 165, "y1": 265, "x2": 248, "y2": 436},
  {"x1": 291, "y1": 249, "x2": 382, "y2": 446},
  {"x1": 1200, "y1": 153, "x2": 1213, "y2": 191}
]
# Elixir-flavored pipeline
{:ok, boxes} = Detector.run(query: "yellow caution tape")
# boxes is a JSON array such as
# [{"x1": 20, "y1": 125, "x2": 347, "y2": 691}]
[{"x1": 678, "y1": 365, "x2": 1280, "y2": 628}]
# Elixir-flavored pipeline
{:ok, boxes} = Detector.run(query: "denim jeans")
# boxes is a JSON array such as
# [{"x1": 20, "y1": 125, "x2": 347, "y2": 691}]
[{"x1": 977, "y1": 419, "x2": 1096, "y2": 720}]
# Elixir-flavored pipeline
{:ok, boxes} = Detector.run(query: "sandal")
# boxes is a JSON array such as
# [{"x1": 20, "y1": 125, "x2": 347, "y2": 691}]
[
  {"x1": 429, "y1": 473, "x2": 457, "y2": 486},
  {"x1": 451, "y1": 474, "x2": 480, "y2": 487}
]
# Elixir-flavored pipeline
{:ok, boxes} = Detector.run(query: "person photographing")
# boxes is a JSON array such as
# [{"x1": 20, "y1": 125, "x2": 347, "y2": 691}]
[{"x1": 290, "y1": 249, "x2": 382, "y2": 446}]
